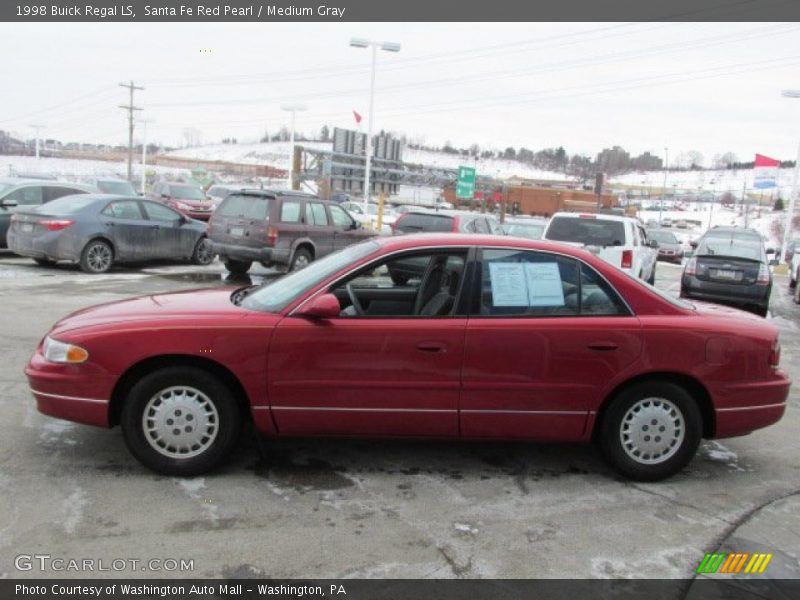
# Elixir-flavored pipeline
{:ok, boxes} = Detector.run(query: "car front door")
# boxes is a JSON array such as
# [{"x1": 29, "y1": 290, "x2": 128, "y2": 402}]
[
  {"x1": 330, "y1": 203, "x2": 371, "y2": 250},
  {"x1": 268, "y1": 249, "x2": 470, "y2": 437},
  {"x1": 99, "y1": 200, "x2": 149, "y2": 261},
  {"x1": 140, "y1": 201, "x2": 189, "y2": 259},
  {"x1": 460, "y1": 247, "x2": 643, "y2": 441}
]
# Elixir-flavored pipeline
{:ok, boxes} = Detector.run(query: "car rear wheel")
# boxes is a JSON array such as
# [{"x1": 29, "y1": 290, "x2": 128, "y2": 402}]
[
  {"x1": 121, "y1": 367, "x2": 242, "y2": 476},
  {"x1": 79, "y1": 240, "x2": 113, "y2": 274},
  {"x1": 290, "y1": 248, "x2": 313, "y2": 271},
  {"x1": 224, "y1": 259, "x2": 252, "y2": 274},
  {"x1": 599, "y1": 381, "x2": 702, "y2": 481},
  {"x1": 33, "y1": 258, "x2": 56, "y2": 267},
  {"x1": 191, "y1": 237, "x2": 215, "y2": 265}
]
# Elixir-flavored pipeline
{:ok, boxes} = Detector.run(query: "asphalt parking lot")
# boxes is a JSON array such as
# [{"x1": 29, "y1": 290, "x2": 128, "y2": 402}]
[{"x1": 0, "y1": 254, "x2": 798, "y2": 580}]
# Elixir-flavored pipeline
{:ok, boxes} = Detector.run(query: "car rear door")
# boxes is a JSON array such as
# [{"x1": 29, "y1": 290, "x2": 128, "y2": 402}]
[{"x1": 460, "y1": 247, "x2": 642, "y2": 441}]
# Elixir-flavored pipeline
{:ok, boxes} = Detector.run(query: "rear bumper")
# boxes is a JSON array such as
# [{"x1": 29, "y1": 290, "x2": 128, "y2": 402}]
[
  {"x1": 682, "y1": 276, "x2": 770, "y2": 308},
  {"x1": 711, "y1": 372, "x2": 790, "y2": 438},
  {"x1": 7, "y1": 229, "x2": 81, "y2": 262},
  {"x1": 210, "y1": 240, "x2": 290, "y2": 266}
]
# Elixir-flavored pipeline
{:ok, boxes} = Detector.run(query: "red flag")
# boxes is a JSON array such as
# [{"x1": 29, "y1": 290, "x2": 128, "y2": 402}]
[
  {"x1": 353, "y1": 110, "x2": 363, "y2": 124},
  {"x1": 755, "y1": 154, "x2": 780, "y2": 167}
]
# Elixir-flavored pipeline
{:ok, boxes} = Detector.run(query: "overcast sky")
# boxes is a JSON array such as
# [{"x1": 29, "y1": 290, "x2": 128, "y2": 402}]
[{"x1": 2, "y1": 22, "x2": 800, "y2": 165}]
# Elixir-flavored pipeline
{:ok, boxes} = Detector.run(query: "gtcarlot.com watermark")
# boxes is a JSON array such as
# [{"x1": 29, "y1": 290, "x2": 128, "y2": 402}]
[{"x1": 15, "y1": 553, "x2": 194, "y2": 572}]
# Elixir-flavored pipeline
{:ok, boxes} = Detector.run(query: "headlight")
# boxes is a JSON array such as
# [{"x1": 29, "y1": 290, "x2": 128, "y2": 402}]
[
  {"x1": 175, "y1": 202, "x2": 191, "y2": 211},
  {"x1": 42, "y1": 336, "x2": 89, "y2": 364}
]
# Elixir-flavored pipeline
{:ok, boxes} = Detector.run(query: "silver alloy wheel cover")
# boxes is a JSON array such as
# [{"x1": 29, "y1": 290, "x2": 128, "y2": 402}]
[
  {"x1": 293, "y1": 254, "x2": 310, "y2": 270},
  {"x1": 196, "y1": 238, "x2": 213, "y2": 264},
  {"x1": 142, "y1": 385, "x2": 219, "y2": 459},
  {"x1": 87, "y1": 243, "x2": 112, "y2": 272},
  {"x1": 620, "y1": 397, "x2": 685, "y2": 465}
]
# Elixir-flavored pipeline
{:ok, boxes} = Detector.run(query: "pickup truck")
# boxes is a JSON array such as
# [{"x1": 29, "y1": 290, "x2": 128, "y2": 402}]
[{"x1": 543, "y1": 212, "x2": 659, "y2": 284}]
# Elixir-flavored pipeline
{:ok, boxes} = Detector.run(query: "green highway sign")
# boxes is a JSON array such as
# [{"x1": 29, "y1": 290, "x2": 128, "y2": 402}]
[{"x1": 456, "y1": 165, "x2": 476, "y2": 199}]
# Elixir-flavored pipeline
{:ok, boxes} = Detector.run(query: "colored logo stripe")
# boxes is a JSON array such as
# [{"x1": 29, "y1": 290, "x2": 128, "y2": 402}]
[{"x1": 697, "y1": 552, "x2": 773, "y2": 574}]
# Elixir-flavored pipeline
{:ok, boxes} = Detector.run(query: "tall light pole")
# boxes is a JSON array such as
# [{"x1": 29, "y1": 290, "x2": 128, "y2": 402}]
[
  {"x1": 781, "y1": 90, "x2": 800, "y2": 263},
  {"x1": 139, "y1": 119, "x2": 155, "y2": 195},
  {"x1": 350, "y1": 37, "x2": 401, "y2": 215},
  {"x1": 30, "y1": 124, "x2": 44, "y2": 159},
  {"x1": 661, "y1": 147, "x2": 668, "y2": 225},
  {"x1": 281, "y1": 103, "x2": 307, "y2": 190},
  {"x1": 707, "y1": 179, "x2": 716, "y2": 231}
]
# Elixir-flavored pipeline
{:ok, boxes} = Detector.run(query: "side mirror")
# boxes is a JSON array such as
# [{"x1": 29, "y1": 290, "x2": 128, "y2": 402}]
[
  {"x1": 690, "y1": 240, "x2": 698, "y2": 249},
  {"x1": 350, "y1": 220, "x2": 360, "y2": 230},
  {"x1": 295, "y1": 293, "x2": 340, "y2": 320},
  {"x1": 1, "y1": 199, "x2": 19, "y2": 208},
  {"x1": 649, "y1": 239, "x2": 659, "y2": 248}
]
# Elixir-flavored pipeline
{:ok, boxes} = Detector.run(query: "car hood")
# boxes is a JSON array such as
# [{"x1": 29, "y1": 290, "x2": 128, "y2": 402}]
[{"x1": 49, "y1": 287, "x2": 255, "y2": 335}]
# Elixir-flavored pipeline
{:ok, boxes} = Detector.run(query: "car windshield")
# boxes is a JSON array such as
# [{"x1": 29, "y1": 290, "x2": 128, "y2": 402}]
[
  {"x1": 696, "y1": 236, "x2": 764, "y2": 261},
  {"x1": 35, "y1": 195, "x2": 99, "y2": 215},
  {"x1": 546, "y1": 216, "x2": 626, "y2": 247},
  {"x1": 504, "y1": 222, "x2": 545, "y2": 239},
  {"x1": 98, "y1": 181, "x2": 136, "y2": 195},
  {"x1": 171, "y1": 185, "x2": 206, "y2": 200},
  {"x1": 240, "y1": 241, "x2": 381, "y2": 313},
  {"x1": 648, "y1": 231, "x2": 679, "y2": 244}
]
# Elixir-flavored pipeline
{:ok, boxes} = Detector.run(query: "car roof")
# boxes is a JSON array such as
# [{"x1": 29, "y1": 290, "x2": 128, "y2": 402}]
[
  {"x1": 374, "y1": 233, "x2": 585, "y2": 255},
  {"x1": 549, "y1": 211, "x2": 634, "y2": 222}
]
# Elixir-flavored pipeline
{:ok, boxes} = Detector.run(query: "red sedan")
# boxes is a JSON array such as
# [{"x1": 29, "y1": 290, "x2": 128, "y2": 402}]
[{"x1": 25, "y1": 234, "x2": 790, "y2": 481}]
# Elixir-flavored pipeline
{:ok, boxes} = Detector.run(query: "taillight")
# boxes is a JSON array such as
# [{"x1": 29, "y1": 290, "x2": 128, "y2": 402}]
[
  {"x1": 769, "y1": 338, "x2": 781, "y2": 368},
  {"x1": 451, "y1": 216, "x2": 460, "y2": 232},
  {"x1": 756, "y1": 263, "x2": 770, "y2": 284},
  {"x1": 684, "y1": 257, "x2": 697, "y2": 276},
  {"x1": 267, "y1": 226, "x2": 278, "y2": 247},
  {"x1": 621, "y1": 249, "x2": 633, "y2": 269},
  {"x1": 38, "y1": 219, "x2": 74, "y2": 231}
]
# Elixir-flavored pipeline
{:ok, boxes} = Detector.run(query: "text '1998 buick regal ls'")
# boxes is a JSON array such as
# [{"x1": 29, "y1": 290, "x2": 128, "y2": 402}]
[{"x1": 25, "y1": 234, "x2": 790, "y2": 481}]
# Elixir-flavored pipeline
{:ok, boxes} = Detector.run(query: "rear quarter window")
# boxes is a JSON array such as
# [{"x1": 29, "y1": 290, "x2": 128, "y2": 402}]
[{"x1": 217, "y1": 195, "x2": 271, "y2": 220}]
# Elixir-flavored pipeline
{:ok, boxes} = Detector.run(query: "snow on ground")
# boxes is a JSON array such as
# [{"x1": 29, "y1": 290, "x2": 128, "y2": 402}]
[
  {"x1": 613, "y1": 167, "x2": 795, "y2": 198},
  {"x1": 0, "y1": 155, "x2": 186, "y2": 183}
]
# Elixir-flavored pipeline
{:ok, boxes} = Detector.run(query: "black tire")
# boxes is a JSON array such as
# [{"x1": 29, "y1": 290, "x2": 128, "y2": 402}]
[
  {"x1": 33, "y1": 258, "x2": 56, "y2": 267},
  {"x1": 599, "y1": 381, "x2": 702, "y2": 482},
  {"x1": 120, "y1": 367, "x2": 242, "y2": 476},
  {"x1": 191, "y1": 237, "x2": 215, "y2": 266},
  {"x1": 289, "y1": 247, "x2": 313, "y2": 271},
  {"x1": 789, "y1": 276, "x2": 797, "y2": 290},
  {"x1": 224, "y1": 259, "x2": 252, "y2": 274},
  {"x1": 79, "y1": 239, "x2": 114, "y2": 274}
]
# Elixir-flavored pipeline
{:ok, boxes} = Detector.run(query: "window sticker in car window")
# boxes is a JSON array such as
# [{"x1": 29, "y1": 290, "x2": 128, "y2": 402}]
[
  {"x1": 488, "y1": 263, "x2": 528, "y2": 306},
  {"x1": 524, "y1": 262, "x2": 565, "y2": 307}
]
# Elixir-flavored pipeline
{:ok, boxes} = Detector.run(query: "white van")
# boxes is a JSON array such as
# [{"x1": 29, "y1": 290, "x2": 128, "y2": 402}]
[{"x1": 543, "y1": 212, "x2": 658, "y2": 283}]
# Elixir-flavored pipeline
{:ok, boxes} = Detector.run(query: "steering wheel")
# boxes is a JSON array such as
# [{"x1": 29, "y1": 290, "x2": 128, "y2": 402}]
[{"x1": 346, "y1": 283, "x2": 365, "y2": 316}]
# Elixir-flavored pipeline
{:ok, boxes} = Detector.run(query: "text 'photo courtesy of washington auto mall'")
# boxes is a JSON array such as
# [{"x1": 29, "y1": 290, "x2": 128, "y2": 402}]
[{"x1": 0, "y1": 3, "x2": 799, "y2": 596}]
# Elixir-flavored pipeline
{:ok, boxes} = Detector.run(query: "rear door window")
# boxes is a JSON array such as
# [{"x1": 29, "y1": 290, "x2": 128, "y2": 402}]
[
  {"x1": 102, "y1": 200, "x2": 143, "y2": 220},
  {"x1": 218, "y1": 194, "x2": 270, "y2": 220},
  {"x1": 306, "y1": 202, "x2": 329, "y2": 226}
]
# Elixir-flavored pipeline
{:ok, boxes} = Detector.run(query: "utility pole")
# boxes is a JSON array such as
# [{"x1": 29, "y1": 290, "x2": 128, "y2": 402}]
[
  {"x1": 119, "y1": 81, "x2": 143, "y2": 183},
  {"x1": 660, "y1": 147, "x2": 668, "y2": 225}
]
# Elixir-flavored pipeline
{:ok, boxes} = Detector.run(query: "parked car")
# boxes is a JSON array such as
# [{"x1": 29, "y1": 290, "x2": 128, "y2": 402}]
[
  {"x1": 25, "y1": 234, "x2": 789, "y2": 480},
  {"x1": 502, "y1": 216, "x2": 547, "y2": 240},
  {"x1": 645, "y1": 219, "x2": 659, "y2": 228},
  {"x1": 85, "y1": 177, "x2": 138, "y2": 196},
  {"x1": 208, "y1": 189, "x2": 375, "y2": 274},
  {"x1": 7, "y1": 194, "x2": 214, "y2": 273},
  {"x1": 0, "y1": 178, "x2": 94, "y2": 247},
  {"x1": 674, "y1": 220, "x2": 689, "y2": 229},
  {"x1": 392, "y1": 209, "x2": 502, "y2": 235},
  {"x1": 206, "y1": 184, "x2": 242, "y2": 208},
  {"x1": 783, "y1": 237, "x2": 800, "y2": 263},
  {"x1": 340, "y1": 201, "x2": 397, "y2": 233},
  {"x1": 660, "y1": 217, "x2": 673, "y2": 227},
  {"x1": 647, "y1": 229, "x2": 683, "y2": 264},
  {"x1": 681, "y1": 227, "x2": 773, "y2": 316},
  {"x1": 149, "y1": 182, "x2": 214, "y2": 221},
  {"x1": 543, "y1": 212, "x2": 658, "y2": 283}
]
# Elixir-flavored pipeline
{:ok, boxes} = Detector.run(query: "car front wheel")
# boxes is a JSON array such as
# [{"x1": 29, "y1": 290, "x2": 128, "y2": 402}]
[
  {"x1": 121, "y1": 367, "x2": 242, "y2": 476},
  {"x1": 191, "y1": 237, "x2": 215, "y2": 265},
  {"x1": 599, "y1": 381, "x2": 702, "y2": 481}
]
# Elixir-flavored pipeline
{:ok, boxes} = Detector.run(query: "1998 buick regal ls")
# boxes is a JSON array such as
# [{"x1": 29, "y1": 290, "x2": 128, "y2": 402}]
[{"x1": 25, "y1": 234, "x2": 790, "y2": 481}]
